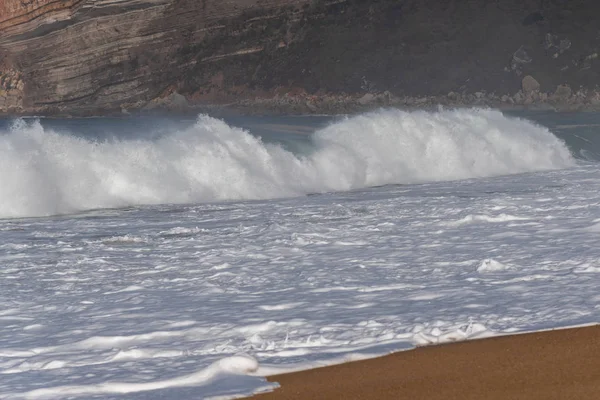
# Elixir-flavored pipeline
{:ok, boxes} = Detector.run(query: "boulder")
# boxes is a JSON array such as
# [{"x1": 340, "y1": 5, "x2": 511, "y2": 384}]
[
  {"x1": 168, "y1": 92, "x2": 189, "y2": 109},
  {"x1": 553, "y1": 84, "x2": 572, "y2": 101},
  {"x1": 376, "y1": 91, "x2": 393, "y2": 104},
  {"x1": 512, "y1": 91, "x2": 524, "y2": 104},
  {"x1": 522, "y1": 75, "x2": 540, "y2": 93},
  {"x1": 357, "y1": 93, "x2": 375, "y2": 105}
]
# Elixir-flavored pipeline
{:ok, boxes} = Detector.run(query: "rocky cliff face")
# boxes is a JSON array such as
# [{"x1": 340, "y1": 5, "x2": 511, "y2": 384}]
[
  {"x1": 0, "y1": 0, "x2": 313, "y2": 114},
  {"x1": 1, "y1": 0, "x2": 600, "y2": 115}
]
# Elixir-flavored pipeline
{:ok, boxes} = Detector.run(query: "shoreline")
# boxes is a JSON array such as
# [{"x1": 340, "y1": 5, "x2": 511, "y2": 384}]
[
  {"x1": 250, "y1": 324, "x2": 600, "y2": 400},
  {"x1": 3, "y1": 86, "x2": 600, "y2": 119},
  {"x1": 0, "y1": 103, "x2": 597, "y2": 120}
]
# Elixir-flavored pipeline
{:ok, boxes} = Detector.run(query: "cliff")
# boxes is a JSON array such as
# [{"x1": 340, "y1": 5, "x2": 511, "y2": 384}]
[{"x1": 1, "y1": 0, "x2": 600, "y2": 115}]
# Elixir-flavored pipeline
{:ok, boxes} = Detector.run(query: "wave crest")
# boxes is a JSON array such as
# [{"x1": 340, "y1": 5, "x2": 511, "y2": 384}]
[{"x1": 0, "y1": 109, "x2": 574, "y2": 218}]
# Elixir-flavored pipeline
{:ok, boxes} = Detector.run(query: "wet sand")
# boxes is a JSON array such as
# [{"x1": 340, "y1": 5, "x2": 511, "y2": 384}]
[{"x1": 251, "y1": 325, "x2": 600, "y2": 400}]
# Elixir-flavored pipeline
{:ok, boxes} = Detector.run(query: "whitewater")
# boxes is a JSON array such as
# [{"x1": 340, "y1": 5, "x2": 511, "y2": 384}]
[
  {"x1": 0, "y1": 109, "x2": 572, "y2": 218},
  {"x1": 1, "y1": 108, "x2": 600, "y2": 399}
]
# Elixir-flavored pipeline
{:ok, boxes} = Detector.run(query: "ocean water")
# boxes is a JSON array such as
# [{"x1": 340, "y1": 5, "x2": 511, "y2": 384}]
[{"x1": 1, "y1": 108, "x2": 599, "y2": 399}]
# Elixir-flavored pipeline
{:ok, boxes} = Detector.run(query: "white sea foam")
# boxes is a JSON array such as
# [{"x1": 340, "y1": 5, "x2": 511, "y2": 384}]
[
  {"x1": 2, "y1": 137, "x2": 600, "y2": 400},
  {"x1": 17, "y1": 355, "x2": 264, "y2": 399},
  {"x1": 447, "y1": 214, "x2": 530, "y2": 226},
  {"x1": 0, "y1": 109, "x2": 573, "y2": 218},
  {"x1": 477, "y1": 258, "x2": 511, "y2": 273}
]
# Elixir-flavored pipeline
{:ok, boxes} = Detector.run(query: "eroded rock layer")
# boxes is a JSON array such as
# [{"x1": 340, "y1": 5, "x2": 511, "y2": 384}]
[{"x1": 1, "y1": 0, "x2": 600, "y2": 115}]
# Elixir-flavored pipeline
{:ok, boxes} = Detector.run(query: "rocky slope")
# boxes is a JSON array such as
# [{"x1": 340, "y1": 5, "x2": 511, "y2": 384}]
[{"x1": 1, "y1": 0, "x2": 600, "y2": 115}]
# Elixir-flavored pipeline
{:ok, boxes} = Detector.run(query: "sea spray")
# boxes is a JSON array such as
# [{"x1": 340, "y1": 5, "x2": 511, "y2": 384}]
[{"x1": 0, "y1": 109, "x2": 574, "y2": 218}]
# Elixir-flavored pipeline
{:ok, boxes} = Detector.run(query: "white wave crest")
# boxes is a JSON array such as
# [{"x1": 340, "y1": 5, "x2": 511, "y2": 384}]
[{"x1": 0, "y1": 109, "x2": 574, "y2": 218}]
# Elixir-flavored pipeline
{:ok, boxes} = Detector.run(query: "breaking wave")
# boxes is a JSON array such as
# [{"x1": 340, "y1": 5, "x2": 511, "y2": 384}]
[{"x1": 0, "y1": 108, "x2": 573, "y2": 218}]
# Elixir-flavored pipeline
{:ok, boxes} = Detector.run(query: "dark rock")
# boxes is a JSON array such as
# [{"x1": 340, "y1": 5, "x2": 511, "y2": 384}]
[
  {"x1": 559, "y1": 39, "x2": 571, "y2": 53},
  {"x1": 522, "y1": 12, "x2": 544, "y2": 26}
]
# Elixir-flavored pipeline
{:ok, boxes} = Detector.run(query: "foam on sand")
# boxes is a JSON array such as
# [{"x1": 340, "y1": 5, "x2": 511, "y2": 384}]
[{"x1": 0, "y1": 109, "x2": 573, "y2": 218}]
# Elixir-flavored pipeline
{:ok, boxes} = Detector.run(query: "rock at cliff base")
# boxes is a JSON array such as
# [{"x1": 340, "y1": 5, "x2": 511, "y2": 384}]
[
  {"x1": 553, "y1": 84, "x2": 573, "y2": 101},
  {"x1": 168, "y1": 92, "x2": 189, "y2": 110},
  {"x1": 513, "y1": 91, "x2": 524, "y2": 104},
  {"x1": 305, "y1": 101, "x2": 317, "y2": 112},
  {"x1": 357, "y1": 93, "x2": 376, "y2": 105},
  {"x1": 522, "y1": 75, "x2": 540, "y2": 93}
]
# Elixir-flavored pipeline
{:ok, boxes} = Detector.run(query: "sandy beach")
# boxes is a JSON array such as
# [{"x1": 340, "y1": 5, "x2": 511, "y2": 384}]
[{"x1": 251, "y1": 325, "x2": 600, "y2": 400}]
